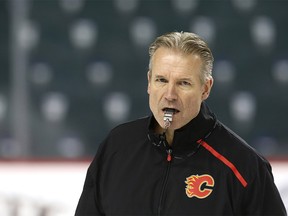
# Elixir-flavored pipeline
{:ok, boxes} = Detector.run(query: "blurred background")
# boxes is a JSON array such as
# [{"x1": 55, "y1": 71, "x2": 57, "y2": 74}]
[
  {"x1": 1, "y1": 0, "x2": 288, "y2": 158},
  {"x1": 0, "y1": 0, "x2": 288, "y2": 215}
]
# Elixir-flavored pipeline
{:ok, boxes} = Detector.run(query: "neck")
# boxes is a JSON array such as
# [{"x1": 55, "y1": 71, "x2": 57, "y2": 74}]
[
  {"x1": 155, "y1": 125, "x2": 174, "y2": 145},
  {"x1": 165, "y1": 129, "x2": 174, "y2": 145}
]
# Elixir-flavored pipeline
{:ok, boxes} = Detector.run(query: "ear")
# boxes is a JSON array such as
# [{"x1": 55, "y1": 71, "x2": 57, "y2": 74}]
[
  {"x1": 147, "y1": 71, "x2": 151, "y2": 95},
  {"x1": 202, "y1": 77, "x2": 213, "y2": 100}
]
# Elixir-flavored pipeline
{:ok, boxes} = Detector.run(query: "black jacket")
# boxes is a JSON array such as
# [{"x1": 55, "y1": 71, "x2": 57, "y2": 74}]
[{"x1": 75, "y1": 103, "x2": 286, "y2": 215}]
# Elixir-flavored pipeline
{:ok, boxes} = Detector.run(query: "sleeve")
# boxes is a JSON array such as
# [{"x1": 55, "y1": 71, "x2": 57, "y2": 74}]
[
  {"x1": 75, "y1": 152, "x2": 105, "y2": 216},
  {"x1": 243, "y1": 160, "x2": 287, "y2": 216}
]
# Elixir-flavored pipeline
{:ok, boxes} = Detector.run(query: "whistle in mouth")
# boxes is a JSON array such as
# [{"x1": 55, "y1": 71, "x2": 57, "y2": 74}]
[{"x1": 164, "y1": 109, "x2": 173, "y2": 129}]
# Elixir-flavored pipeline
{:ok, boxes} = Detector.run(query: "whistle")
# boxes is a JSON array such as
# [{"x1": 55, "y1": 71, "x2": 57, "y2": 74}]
[{"x1": 164, "y1": 109, "x2": 173, "y2": 129}]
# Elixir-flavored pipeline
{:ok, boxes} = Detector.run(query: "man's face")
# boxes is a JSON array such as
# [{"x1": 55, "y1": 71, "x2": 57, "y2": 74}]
[{"x1": 147, "y1": 47, "x2": 213, "y2": 131}]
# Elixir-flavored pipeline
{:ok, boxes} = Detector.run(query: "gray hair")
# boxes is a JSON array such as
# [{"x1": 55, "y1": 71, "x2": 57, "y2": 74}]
[{"x1": 148, "y1": 31, "x2": 213, "y2": 84}]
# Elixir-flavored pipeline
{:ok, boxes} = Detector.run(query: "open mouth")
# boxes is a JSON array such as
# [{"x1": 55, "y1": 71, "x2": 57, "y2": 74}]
[{"x1": 162, "y1": 108, "x2": 180, "y2": 114}]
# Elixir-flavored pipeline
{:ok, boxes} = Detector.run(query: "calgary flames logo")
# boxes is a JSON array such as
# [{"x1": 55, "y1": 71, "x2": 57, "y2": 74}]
[{"x1": 185, "y1": 174, "x2": 214, "y2": 199}]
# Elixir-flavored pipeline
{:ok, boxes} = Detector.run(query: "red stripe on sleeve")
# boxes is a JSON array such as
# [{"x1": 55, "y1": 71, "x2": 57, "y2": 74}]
[{"x1": 198, "y1": 140, "x2": 248, "y2": 187}]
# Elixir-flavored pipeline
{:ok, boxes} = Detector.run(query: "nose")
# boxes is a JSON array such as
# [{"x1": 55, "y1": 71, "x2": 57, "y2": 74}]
[{"x1": 165, "y1": 83, "x2": 178, "y2": 101}]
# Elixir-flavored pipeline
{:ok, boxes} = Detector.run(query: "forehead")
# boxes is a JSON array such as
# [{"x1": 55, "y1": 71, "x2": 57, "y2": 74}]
[{"x1": 151, "y1": 47, "x2": 203, "y2": 77}]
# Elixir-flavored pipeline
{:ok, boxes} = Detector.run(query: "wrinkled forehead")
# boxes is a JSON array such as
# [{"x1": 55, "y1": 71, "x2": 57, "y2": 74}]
[{"x1": 150, "y1": 48, "x2": 203, "y2": 75}]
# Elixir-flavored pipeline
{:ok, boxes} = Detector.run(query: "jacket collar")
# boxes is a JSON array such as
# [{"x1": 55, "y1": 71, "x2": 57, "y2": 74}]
[{"x1": 148, "y1": 102, "x2": 217, "y2": 157}]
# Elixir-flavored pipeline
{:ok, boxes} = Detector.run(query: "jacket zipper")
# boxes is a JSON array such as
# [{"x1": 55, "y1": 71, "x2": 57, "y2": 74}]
[{"x1": 157, "y1": 148, "x2": 172, "y2": 216}]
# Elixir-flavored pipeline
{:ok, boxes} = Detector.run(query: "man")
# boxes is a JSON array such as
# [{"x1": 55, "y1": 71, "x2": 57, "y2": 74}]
[{"x1": 75, "y1": 32, "x2": 286, "y2": 215}]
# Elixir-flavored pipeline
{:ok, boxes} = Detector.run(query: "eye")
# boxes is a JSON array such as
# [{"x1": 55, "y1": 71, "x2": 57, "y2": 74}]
[
  {"x1": 155, "y1": 78, "x2": 168, "y2": 83},
  {"x1": 179, "y1": 80, "x2": 191, "y2": 86}
]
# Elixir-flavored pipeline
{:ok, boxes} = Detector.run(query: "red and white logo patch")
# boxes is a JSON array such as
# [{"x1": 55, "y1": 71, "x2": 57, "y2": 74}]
[{"x1": 185, "y1": 174, "x2": 214, "y2": 199}]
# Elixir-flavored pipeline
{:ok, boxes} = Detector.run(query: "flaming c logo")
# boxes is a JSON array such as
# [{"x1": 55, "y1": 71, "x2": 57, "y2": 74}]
[{"x1": 185, "y1": 174, "x2": 214, "y2": 199}]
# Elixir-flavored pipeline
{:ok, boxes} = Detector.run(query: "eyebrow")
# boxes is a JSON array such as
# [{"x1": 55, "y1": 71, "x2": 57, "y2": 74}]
[
  {"x1": 154, "y1": 74, "x2": 165, "y2": 78},
  {"x1": 178, "y1": 77, "x2": 193, "y2": 82},
  {"x1": 153, "y1": 73, "x2": 195, "y2": 83},
  {"x1": 154, "y1": 74, "x2": 192, "y2": 79}
]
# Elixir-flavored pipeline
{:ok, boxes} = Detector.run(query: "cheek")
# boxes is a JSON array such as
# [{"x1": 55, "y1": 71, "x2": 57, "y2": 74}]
[
  {"x1": 149, "y1": 87, "x2": 161, "y2": 101},
  {"x1": 151, "y1": 94, "x2": 160, "y2": 109},
  {"x1": 183, "y1": 94, "x2": 203, "y2": 112},
  {"x1": 148, "y1": 92, "x2": 157, "y2": 109}
]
